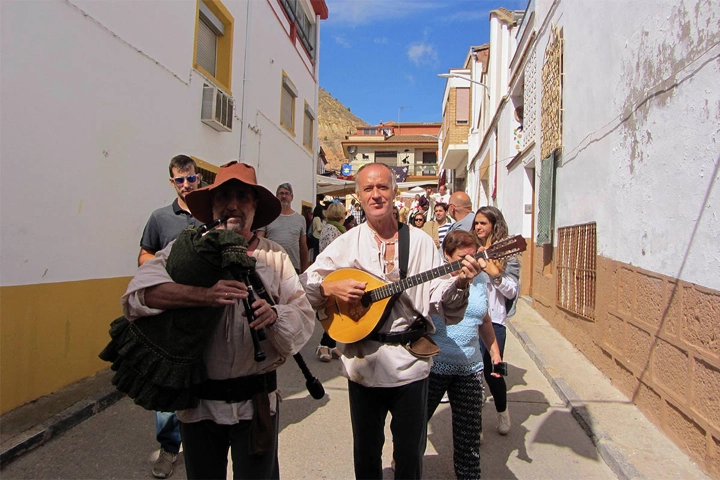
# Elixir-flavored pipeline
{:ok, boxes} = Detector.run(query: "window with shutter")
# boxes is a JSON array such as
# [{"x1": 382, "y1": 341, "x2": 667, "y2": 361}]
[
  {"x1": 280, "y1": 73, "x2": 297, "y2": 133},
  {"x1": 303, "y1": 102, "x2": 315, "y2": 150},
  {"x1": 196, "y1": 18, "x2": 217, "y2": 76},
  {"x1": 455, "y1": 88, "x2": 469, "y2": 124},
  {"x1": 536, "y1": 151, "x2": 555, "y2": 245},
  {"x1": 278, "y1": 0, "x2": 316, "y2": 61},
  {"x1": 193, "y1": 0, "x2": 234, "y2": 94}
]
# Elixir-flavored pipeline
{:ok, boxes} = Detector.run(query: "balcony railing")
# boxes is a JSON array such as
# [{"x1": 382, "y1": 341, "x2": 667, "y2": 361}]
[{"x1": 412, "y1": 164, "x2": 437, "y2": 176}]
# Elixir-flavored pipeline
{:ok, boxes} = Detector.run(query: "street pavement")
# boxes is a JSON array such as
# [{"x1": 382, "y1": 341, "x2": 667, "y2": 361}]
[{"x1": 2, "y1": 316, "x2": 617, "y2": 480}]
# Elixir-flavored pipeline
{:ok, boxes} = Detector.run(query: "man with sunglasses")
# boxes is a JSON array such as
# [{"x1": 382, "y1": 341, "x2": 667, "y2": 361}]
[
  {"x1": 139, "y1": 155, "x2": 203, "y2": 267},
  {"x1": 137, "y1": 154, "x2": 203, "y2": 478}
]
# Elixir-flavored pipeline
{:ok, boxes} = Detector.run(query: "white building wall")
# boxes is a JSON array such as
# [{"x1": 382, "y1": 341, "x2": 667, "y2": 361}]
[
  {"x1": 487, "y1": 0, "x2": 720, "y2": 291},
  {"x1": 240, "y1": 0, "x2": 318, "y2": 205},
  {"x1": 539, "y1": 0, "x2": 720, "y2": 290},
  {"x1": 496, "y1": 104, "x2": 527, "y2": 237},
  {"x1": 0, "y1": 0, "x2": 322, "y2": 287}
]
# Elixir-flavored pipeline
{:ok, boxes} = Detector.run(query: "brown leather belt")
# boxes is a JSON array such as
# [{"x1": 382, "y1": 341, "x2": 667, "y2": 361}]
[{"x1": 369, "y1": 325, "x2": 427, "y2": 345}]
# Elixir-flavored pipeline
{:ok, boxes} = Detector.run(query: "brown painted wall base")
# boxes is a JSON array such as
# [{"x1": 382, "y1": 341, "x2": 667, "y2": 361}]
[{"x1": 531, "y1": 253, "x2": 720, "y2": 478}]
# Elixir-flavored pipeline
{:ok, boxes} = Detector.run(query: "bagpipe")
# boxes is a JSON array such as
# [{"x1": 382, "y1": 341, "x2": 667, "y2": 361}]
[{"x1": 99, "y1": 218, "x2": 323, "y2": 412}]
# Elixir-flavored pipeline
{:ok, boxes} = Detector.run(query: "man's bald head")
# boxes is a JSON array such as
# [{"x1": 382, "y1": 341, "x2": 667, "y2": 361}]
[{"x1": 448, "y1": 192, "x2": 473, "y2": 220}]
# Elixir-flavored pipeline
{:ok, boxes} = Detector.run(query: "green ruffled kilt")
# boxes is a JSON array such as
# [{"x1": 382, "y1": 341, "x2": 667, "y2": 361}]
[{"x1": 99, "y1": 227, "x2": 255, "y2": 411}]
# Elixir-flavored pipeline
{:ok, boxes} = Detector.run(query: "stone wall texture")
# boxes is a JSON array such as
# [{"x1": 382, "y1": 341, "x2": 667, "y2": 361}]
[{"x1": 532, "y1": 253, "x2": 720, "y2": 477}]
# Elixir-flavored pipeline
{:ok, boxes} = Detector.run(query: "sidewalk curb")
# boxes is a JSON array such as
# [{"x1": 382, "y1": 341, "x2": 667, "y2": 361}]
[
  {"x1": 508, "y1": 303, "x2": 645, "y2": 480},
  {"x1": 0, "y1": 387, "x2": 125, "y2": 468}
]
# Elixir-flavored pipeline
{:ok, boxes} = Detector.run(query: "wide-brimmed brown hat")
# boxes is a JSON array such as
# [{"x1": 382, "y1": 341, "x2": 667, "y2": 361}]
[{"x1": 185, "y1": 161, "x2": 281, "y2": 230}]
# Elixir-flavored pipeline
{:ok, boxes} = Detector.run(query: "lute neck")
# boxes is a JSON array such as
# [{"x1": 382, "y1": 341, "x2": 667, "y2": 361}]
[{"x1": 369, "y1": 251, "x2": 486, "y2": 302}]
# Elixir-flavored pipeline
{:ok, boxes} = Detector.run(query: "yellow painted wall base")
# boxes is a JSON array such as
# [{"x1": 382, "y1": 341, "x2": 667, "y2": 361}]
[{"x1": 0, "y1": 277, "x2": 132, "y2": 414}]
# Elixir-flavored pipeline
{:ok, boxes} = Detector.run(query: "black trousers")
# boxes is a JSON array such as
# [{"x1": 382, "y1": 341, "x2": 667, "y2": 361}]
[
  {"x1": 348, "y1": 377, "x2": 428, "y2": 480},
  {"x1": 179, "y1": 406, "x2": 279, "y2": 480},
  {"x1": 427, "y1": 372, "x2": 483, "y2": 480}
]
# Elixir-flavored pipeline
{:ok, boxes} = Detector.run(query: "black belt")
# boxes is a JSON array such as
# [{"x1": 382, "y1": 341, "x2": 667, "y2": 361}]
[
  {"x1": 369, "y1": 325, "x2": 427, "y2": 345},
  {"x1": 197, "y1": 371, "x2": 277, "y2": 403}
]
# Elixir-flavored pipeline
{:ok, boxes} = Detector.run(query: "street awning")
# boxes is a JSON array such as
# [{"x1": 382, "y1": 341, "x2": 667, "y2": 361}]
[
  {"x1": 317, "y1": 175, "x2": 355, "y2": 196},
  {"x1": 317, "y1": 177, "x2": 436, "y2": 197},
  {"x1": 397, "y1": 180, "x2": 436, "y2": 191}
]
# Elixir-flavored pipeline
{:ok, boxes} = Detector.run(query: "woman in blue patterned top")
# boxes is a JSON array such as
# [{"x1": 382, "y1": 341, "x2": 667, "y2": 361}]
[{"x1": 427, "y1": 230, "x2": 503, "y2": 480}]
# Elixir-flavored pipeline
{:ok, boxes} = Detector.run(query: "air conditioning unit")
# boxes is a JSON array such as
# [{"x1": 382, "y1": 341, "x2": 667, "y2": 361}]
[{"x1": 201, "y1": 83, "x2": 234, "y2": 132}]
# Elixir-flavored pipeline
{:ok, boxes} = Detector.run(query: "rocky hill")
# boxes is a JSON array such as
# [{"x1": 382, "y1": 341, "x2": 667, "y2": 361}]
[{"x1": 318, "y1": 87, "x2": 368, "y2": 172}]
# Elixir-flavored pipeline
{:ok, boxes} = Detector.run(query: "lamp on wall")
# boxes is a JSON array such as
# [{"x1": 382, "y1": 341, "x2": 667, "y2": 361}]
[{"x1": 437, "y1": 73, "x2": 490, "y2": 98}]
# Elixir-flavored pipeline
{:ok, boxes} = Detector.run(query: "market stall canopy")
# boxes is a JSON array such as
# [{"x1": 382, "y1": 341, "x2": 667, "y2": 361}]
[
  {"x1": 398, "y1": 181, "x2": 436, "y2": 195},
  {"x1": 317, "y1": 175, "x2": 356, "y2": 196},
  {"x1": 317, "y1": 176, "x2": 435, "y2": 197}
]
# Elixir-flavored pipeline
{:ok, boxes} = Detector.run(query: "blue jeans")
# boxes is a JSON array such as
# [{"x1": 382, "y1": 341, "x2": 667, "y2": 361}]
[
  {"x1": 480, "y1": 323, "x2": 508, "y2": 412},
  {"x1": 156, "y1": 411, "x2": 181, "y2": 454}
]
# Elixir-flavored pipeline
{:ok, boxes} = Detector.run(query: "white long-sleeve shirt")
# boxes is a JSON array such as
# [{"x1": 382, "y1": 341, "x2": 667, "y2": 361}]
[
  {"x1": 486, "y1": 257, "x2": 519, "y2": 326},
  {"x1": 121, "y1": 237, "x2": 315, "y2": 424},
  {"x1": 300, "y1": 223, "x2": 470, "y2": 388}
]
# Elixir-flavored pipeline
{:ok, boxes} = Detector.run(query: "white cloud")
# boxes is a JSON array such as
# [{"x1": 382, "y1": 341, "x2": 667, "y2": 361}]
[
  {"x1": 333, "y1": 35, "x2": 351, "y2": 48},
  {"x1": 407, "y1": 42, "x2": 439, "y2": 67},
  {"x1": 404, "y1": 74, "x2": 415, "y2": 84},
  {"x1": 374, "y1": 37, "x2": 389, "y2": 44}
]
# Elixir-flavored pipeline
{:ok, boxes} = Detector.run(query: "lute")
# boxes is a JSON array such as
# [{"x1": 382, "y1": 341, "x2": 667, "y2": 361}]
[{"x1": 321, "y1": 235, "x2": 527, "y2": 343}]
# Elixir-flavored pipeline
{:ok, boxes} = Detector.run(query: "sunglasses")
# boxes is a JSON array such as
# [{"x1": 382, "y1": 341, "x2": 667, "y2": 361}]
[
  {"x1": 414, "y1": 217, "x2": 425, "y2": 222},
  {"x1": 172, "y1": 175, "x2": 198, "y2": 185}
]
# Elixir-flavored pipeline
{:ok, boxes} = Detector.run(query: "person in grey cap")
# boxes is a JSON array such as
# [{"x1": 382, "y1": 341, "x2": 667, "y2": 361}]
[{"x1": 256, "y1": 182, "x2": 309, "y2": 273}]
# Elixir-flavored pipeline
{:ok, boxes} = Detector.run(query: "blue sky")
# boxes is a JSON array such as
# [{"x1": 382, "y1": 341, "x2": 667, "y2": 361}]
[{"x1": 319, "y1": 0, "x2": 527, "y2": 125}]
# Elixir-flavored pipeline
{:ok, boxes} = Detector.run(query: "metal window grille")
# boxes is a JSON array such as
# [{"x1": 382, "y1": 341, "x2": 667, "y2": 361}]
[
  {"x1": 279, "y1": 0, "x2": 315, "y2": 59},
  {"x1": 196, "y1": 167, "x2": 216, "y2": 187},
  {"x1": 523, "y1": 49, "x2": 537, "y2": 150},
  {"x1": 540, "y1": 25, "x2": 563, "y2": 160},
  {"x1": 556, "y1": 222, "x2": 597, "y2": 319}
]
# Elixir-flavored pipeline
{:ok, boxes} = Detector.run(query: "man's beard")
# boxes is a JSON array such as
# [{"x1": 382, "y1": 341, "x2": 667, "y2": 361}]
[{"x1": 223, "y1": 215, "x2": 247, "y2": 234}]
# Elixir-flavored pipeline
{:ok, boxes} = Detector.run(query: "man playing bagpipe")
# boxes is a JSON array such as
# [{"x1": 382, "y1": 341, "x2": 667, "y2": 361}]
[{"x1": 102, "y1": 161, "x2": 315, "y2": 479}]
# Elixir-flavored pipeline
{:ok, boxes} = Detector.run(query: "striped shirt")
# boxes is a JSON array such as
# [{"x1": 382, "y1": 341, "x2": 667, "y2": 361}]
[{"x1": 437, "y1": 221, "x2": 453, "y2": 247}]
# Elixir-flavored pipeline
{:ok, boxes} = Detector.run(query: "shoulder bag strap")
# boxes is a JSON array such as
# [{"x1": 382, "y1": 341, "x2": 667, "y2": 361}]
[{"x1": 398, "y1": 222, "x2": 409, "y2": 280}]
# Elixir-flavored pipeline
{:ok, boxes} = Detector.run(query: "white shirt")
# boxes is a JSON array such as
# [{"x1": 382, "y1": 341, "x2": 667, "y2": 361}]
[
  {"x1": 435, "y1": 193, "x2": 451, "y2": 205},
  {"x1": 300, "y1": 223, "x2": 471, "y2": 388},
  {"x1": 122, "y1": 237, "x2": 315, "y2": 424},
  {"x1": 485, "y1": 271, "x2": 518, "y2": 327}
]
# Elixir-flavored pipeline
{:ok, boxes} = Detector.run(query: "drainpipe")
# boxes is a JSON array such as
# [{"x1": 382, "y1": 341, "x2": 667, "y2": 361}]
[
  {"x1": 492, "y1": 126, "x2": 498, "y2": 200},
  {"x1": 313, "y1": 13, "x2": 321, "y2": 200},
  {"x1": 237, "y1": 0, "x2": 252, "y2": 164}
]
